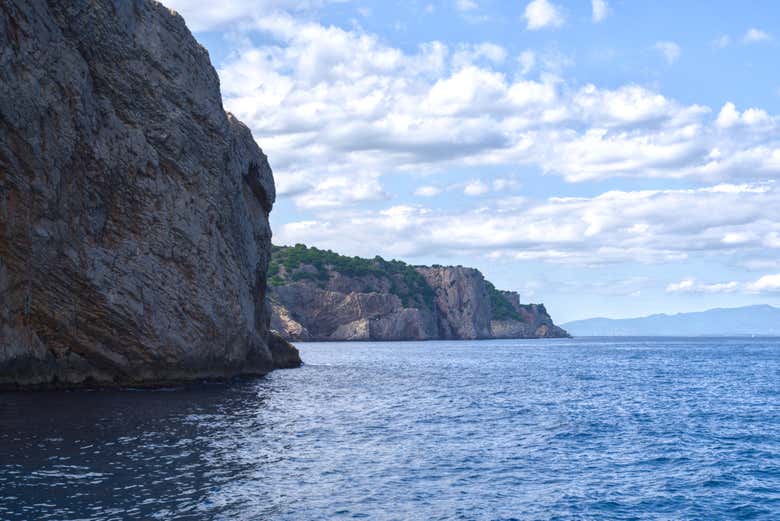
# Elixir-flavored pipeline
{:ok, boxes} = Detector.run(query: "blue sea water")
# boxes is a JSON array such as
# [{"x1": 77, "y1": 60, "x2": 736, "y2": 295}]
[{"x1": 0, "y1": 337, "x2": 779, "y2": 520}]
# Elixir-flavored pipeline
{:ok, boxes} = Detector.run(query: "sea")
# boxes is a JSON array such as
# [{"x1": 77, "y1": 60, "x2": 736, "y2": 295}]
[{"x1": 0, "y1": 337, "x2": 778, "y2": 520}]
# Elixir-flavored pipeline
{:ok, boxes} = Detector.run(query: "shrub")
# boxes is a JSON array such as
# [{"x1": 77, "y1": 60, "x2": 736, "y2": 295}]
[
  {"x1": 270, "y1": 243, "x2": 435, "y2": 307},
  {"x1": 485, "y1": 281, "x2": 524, "y2": 322}
]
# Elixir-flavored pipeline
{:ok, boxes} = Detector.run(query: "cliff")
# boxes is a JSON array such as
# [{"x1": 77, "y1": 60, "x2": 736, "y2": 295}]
[
  {"x1": 0, "y1": 0, "x2": 299, "y2": 389},
  {"x1": 268, "y1": 244, "x2": 568, "y2": 341}
]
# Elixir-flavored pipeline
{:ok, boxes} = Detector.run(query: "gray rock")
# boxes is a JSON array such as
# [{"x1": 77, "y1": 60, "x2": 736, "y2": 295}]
[
  {"x1": 269, "y1": 258, "x2": 569, "y2": 342},
  {"x1": 267, "y1": 331, "x2": 302, "y2": 369},
  {"x1": 417, "y1": 266, "x2": 493, "y2": 340},
  {"x1": 0, "y1": 0, "x2": 299, "y2": 389},
  {"x1": 272, "y1": 283, "x2": 439, "y2": 341}
]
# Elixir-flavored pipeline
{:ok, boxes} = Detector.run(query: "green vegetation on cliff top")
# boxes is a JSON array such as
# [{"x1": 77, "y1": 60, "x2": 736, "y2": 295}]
[
  {"x1": 269, "y1": 244, "x2": 435, "y2": 308},
  {"x1": 484, "y1": 281, "x2": 524, "y2": 322}
]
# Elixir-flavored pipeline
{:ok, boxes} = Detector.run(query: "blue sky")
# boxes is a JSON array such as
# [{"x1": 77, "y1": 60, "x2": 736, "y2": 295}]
[{"x1": 163, "y1": 0, "x2": 780, "y2": 322}]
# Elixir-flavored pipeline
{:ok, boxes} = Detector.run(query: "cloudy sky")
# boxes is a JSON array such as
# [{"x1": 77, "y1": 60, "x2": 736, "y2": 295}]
[{"x1": 162, "y1": 0, "x2": 780, "y2": 322}]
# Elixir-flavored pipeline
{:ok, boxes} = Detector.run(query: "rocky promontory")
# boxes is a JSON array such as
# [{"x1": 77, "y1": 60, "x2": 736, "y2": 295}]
[
  {"x1": 269, "y1": 244, "x2": 568, "y2": 341},
  {"x1": 0, "y1": 0, "x2": 299, "y2": 389}
]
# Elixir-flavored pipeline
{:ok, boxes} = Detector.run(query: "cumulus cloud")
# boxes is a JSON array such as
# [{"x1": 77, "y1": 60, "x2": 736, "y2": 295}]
[
  {"x1": 716, "y1": 102, "x2": 773, "y2": 129},
  {"x1": 524, "y1": 0, "x2": 565, "y2": 30},
  {"x1": 162, "y1": 0, "x2": 346, "y2": 31},
  {"x1": 654, "y1": 41, "x2": 681, "y2": 64},
  {"x1": 415, "y1": 177, "x2": 518, "y2": 198},
  {"x1": 743, "y1": 28, "x2": 772, "y2": 43},
  {"x1": 452, "y1": 43, "x2": 507, "y2": 68},
  {"x1": 215, "y1": 14, "x2": 780, "y2": 204},
  {"x1": 666, "y1": 279, "x2": 739, "y2": 294},
  {"x1": 518, "y1": 50, "x2": 536, "y2": 74},
  {"x1": 463, "y1": 180, "x2": 490, "y2": 196},
  {"x1": 746, "y1": 274, "x2": 780, "y2": 293},
  {"x1": 414, "y1": 185, "x2": 442, "y2": 197},
  {"x1": 178, "y1": 8, "x2": 780, "y2": 212},
  {"x1": 492, "y1": 177, "x2": 520, "y2": 191},
  {"x1": 294, "y1": 173, "x2": 388, "y2": 209},
  {"x1": 455, "y1": 0, "x2": 478, "y2": 11},
  {"x1": 668, "y1": 274, "x2": 780, "y2": 294},
  {"x1": 591, "y1": 0, "x2": 609, "y2": 23},
  {"x1": 274, "y1": 182, "x2": 780, "y2": 264}
]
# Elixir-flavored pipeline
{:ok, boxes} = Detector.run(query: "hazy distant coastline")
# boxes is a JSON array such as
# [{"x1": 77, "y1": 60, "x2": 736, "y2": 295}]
[{"x1": 563, "y1": 305, "x2": 780, "y2": 337}]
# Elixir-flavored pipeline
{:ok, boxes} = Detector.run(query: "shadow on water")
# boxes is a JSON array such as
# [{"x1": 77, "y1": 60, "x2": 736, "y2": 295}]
[{"x1": 0, "y1": 379, "x2": 288, "y2": 520}]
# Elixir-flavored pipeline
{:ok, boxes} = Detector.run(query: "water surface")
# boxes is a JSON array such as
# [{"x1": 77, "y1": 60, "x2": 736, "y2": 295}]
[{"x1": 1, "y1": 338, "x2": 779, "y2": 520}]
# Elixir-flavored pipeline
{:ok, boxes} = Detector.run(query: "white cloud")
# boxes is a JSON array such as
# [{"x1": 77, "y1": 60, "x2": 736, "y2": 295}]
[
  {"x1": 746, "y1": 274, "x2": 780, "y2": 293},
  {"x1": 492, "y1": 177, "x2": 520, "y2": 191},
  {"x1": 668, "y1": 273, "x2": 780, "y2": 295},
  {"x1": 455, "y1": 0, "x2": 478, "y2": 11},
  {"x1": 452, "y1": 43, "x2": 507, "y2": 68},
  {"x1": 162, "y1": 0, "x2": 346, "y2": 31},
  {"x1": 716, "y1": 102, "x2": 773, "y2": 129},
  {"x1": 591, "y1": 0, "x2": 609, "y2": 23},
  {"x1": 416, "y1": 178, "x2": 518, "y2": 198},
  {"x1": 666, "y1": 270, "x2": 780, "y2": 294},
  {"x1": 666, "y1": 278, "x2": 695, "y2": 292},
  {"x1": 666, "y1": 278, "x2": 739, "y2": 294},
  {"x1": 463, "y1": 180, "x2": 490, "y2": 196},
  {"x1": 524, "y1": 0, "x2": 565, "y2": 30},
  {"x1": 294, "y1": 173, "x2": 388, "y2": 209},
  {"x1": 743, "y1": 28, "x2": 772, "y2": 43},
  {"x1": 208, "y1": 13, "x2": 780, "y2": 209},
  {"x1": 275, "y1": 182, "x2": 780, "y2": 264},
  {"x1": 519, "y1": 50, "x2": 536, "y2": 75},
  {"x1": 716, "y1": 102, "x2": 740, "y2": 128},
  {"x1": 654, "y1": 41, "x2": 681, "y2": 64},
  {"x1": 414, "y1": 185, "x2": 442, "y2": 197}
]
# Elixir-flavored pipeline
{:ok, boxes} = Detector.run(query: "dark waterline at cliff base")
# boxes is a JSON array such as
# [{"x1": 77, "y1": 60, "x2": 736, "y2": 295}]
[{"x1": 2, "y1": 338, "x2": 779, "y2": 520}]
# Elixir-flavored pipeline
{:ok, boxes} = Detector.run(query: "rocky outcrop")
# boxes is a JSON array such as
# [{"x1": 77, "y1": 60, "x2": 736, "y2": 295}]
[
  {"x1": 269, "y1": 245, "x2": 568, "y2": 342},
  {"x1": 267, "y1": 332, "x2": 302, "y2": 369},
  {"x1": 270, "y1": 301, "x2": 311, "y2": 341},
  {"x1": 0, "y1": 0, "x2": 299, "y2": 389},
  {"x1": 271, "y1": 283, "x2": 438, "y2": 341},
  {"x1": 417, "y1": 267, "x2": 493, "y2": 340}
]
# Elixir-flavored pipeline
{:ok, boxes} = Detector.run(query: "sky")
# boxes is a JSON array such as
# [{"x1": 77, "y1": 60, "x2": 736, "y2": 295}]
[{"x1": 161, "y1": 0, "x2": 780, "y2": 322}]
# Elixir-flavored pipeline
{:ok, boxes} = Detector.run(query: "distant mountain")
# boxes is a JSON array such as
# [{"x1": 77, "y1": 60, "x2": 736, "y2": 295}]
[{"x1": 563, "y1": 305, "x2": 780, "y2": 337}]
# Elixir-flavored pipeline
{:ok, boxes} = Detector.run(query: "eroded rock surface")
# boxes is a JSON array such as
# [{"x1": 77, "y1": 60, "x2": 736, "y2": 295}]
[
  {"x1": 416, "y1": 266, "x2": 493, "y2": 340},
  {"x1": 0, "y1": 0, "x2": 299, "y2": 388},
  {"x1": 268, "y1": 245, "x2": 569, "y2": 342}
]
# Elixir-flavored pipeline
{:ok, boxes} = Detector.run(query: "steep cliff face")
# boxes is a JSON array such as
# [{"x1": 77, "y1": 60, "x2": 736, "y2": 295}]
[
  {"x1": 272, "y1": 284, "x2": 438, "y2": 341},
  {"x1": 416, "y1": 266, "x2": 493, "y2": 340},
  {"x1": 0, "y1": 0, "x2": 299, "y2": 388},
  {"x1": 269, "y1": 245, "x2": 568, "y2": 341},
  {"x1": 490, "y1": 293, "x2": 568, "y2": 339}
]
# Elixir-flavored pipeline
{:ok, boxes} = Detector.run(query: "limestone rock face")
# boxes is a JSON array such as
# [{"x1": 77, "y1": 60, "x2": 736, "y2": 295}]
[
  {"x1": 490, "y1": 296, "x2": 569, "y2": 339},
  {"x1": 268, "y1": 246, "x2": 569, "y2": 342},
  {"x1": 0, "y1": 0, "x2": 299, "y2": 388},
  {"x1": 272, "y1": 283, "x2": 439, "y2": 341},
  {"x1": 416, "y1": 267, "x2": 493, "y2": 340},
  {"x1": 270, "y1": 301, "x2": 311, "y2": 341}
]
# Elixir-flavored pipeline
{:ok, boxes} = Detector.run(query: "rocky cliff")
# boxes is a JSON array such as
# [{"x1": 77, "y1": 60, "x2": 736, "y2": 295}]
[
  {"x1": 269, "y1": 244, "x2": 568, "y2": 341},
  {"x1": 0, "y1": 0, "x2": 299, "y2": 389}
]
